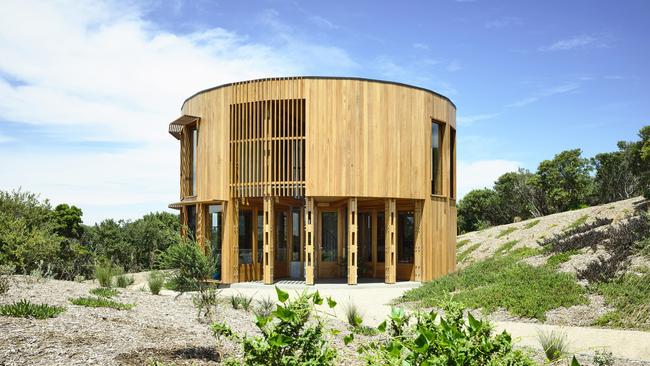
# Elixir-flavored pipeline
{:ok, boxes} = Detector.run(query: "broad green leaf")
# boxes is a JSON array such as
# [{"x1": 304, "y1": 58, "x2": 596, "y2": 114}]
[
  {"x1": 571, "y1": 356, "x2": 581, "y2": 366},
  {"x1": 343, "y1": 333, "x2": 354, "y2": 345},
  {"x1": 312, "y1": 291, "x2": 323, "y2": 305},
  {"x1": 377, "y1": 320, "x2": 387, "y2": 332},
  {"x1": 275, "y1": 286, "x2": 289, "y2": 303},
  {"x1": 326, "y1": 296, "x2": 337, "y2": 308}
]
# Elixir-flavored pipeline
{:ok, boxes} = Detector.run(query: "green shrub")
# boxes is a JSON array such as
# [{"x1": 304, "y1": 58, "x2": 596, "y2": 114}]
[
  {"x1": 148, "y1": 270, "x2": 165, "y2": 295},
  {"x1": 496, "y1": 226, "x2": 517, "y2": 239},
  {"x1": 157, "y1": 239, "x2": 213, "y2": 292},
  {"x1": 70, "y1": 296, "x2": 134, "y2": 310},
  {"x1": 0, "y1": 264, "x2": 14, "y2": 294},
  {"x1": 360, "y1": 302, "x2": 535, "y2": 365},
  {"x1": 565, "y1": 215, "x2": 589, "y2": 231},
  {"x1": 537, "y1": 329, "x2": 569, "y2": 362},
  {"x1": 345, "y1": 302, "x2": 363, "y2": 327},
  {"x1": 457, "y1": 243, "x2": 480, "y2": 263},
  {"x1": 193, "y1": 287, "x2": 220, "y2": 319},
  {"x1": 94, "y1": 260, "x2": 118, "y2": 288},
  {"x1": 546, "y1": 250, "x2": 580, "y2": 269},
  {"x1": 0, "y1": 299, "x2": 65, "y2": 319},
  {"x1": 593, "y1": 349, "x2": 614, "y2": 366},
  {"x1": 594, "y1": 269, "x2": 650, "y2": 329},
  {"x1": 115, "y1": 273, "x2": 134, "y2": 288},
  {"x1": 89, "y1": 287, "x2": 119, "y2": 298},
  {"x1": 213, "y1": 287, "x2": 339, "y2": 366},
  {"x1": 400, "y1": 249, "x2": 587, "y2": 320}
]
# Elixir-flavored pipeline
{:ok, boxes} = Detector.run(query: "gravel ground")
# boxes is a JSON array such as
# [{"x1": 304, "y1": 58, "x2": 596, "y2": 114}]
[{"x1": 0, "y1": 276, "x2": 369, "y2": 366}]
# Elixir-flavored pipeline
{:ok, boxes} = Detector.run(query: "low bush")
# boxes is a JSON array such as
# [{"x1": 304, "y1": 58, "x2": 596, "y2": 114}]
[
  {"x1": 593, "y1": 269, "x2": 650, "y2": 329},
  {"x1": 212, "y1": 287, "x2": 340, "y2": 365},
  {"x1": 538, "y1": 217, "x2": 612, "y2": 253},
  {"x1": 0, "y1": 299, "x2": 65, "y2": 319},
  {"x1": 537, "y1": 329, "x2": 569, "y2": 362},
  {"x1": 157, "y1": 239, "x2": 213, "y2": 292},
  {"x1": 254, "y1": 296, "x2": 275, "y2": 318},
  {"x1": 70, "y1": 296, "x2": 135, "y2": 310},
  {"x1": 193, "y1": 287, "x2": 220, "y2": 319},
  {"x1": 115, "y1": 273, "x2": 134, "y2": 288},
  {"x1": 148, "y1": 270, "x2": 165, "y2": 295},
  {"x1": 0, "y1": 264, "x2": 14, "y2": 294},
  {"x1": 400, "y1": 249, "x2": 587, "y2": 320},
  {"x1": 89, "y1": 287, "x2": 119, "y2": 298},
  {"x1": 94, "y1": 260, "x2": 118, "y2": 288},
  {"x1": 360, "y1": 302, "x2": 535, "y2": 365},
  {"x1": 546, "y1": 249, "x2": 580, "y2": 269}
]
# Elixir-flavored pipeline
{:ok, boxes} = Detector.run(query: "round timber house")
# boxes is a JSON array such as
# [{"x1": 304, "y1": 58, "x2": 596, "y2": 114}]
[{"x1": 168, "y1": 77, "x2": 457, "y2": 285}]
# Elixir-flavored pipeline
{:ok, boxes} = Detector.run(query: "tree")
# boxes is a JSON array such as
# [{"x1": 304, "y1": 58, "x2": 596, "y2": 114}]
[
  {"x1": 84, "y1": 219, "x2": 133, "y2": 270},
  {"x1": 592, "y1": 143, "x2": 640, "y2": 203},
  {"x1": 53, "y1": 204, "x2": 84, "y2": 239},
  {"x1": 457, "y1": 189, "x2": 502, "y2": 233},
  {"x1": 536, "y1": 149, "x2": 594, "y2": 213},
  {"x1": 628, "y1": 125, "x2": 650, "y2": 199},
  {"x1": 125, "y1": 212, "x2": 180, "y2": 270},
  {"x1": 494, "y1": 169, "x2": 546, "y2": 221}
]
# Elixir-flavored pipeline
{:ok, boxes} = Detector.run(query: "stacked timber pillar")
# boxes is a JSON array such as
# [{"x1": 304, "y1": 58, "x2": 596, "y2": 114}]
[
  {"x1": 385, "y1": 199, "x2": 397, "y2": 284},
  {"x1": 180, "y1": 206, "x2": 188, "y2": 238},
  {"x1": 263, "y1": 196, "x2": 274, "y2": 285},
  {"x1": 347, "y1": 198, "x2": 358, "y2": 285},
  {"x1": 196, "y1": 204, "x2": 206, "y2": 253},
  {"x1": 304, "y1": 197, "x2": 315, "y2": 285}
]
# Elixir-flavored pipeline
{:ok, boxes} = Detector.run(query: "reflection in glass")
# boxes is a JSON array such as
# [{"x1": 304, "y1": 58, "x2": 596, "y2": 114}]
[
  {"x1": 208, "y1": 205, "x2": 222, "y2": 279},
  {"x1": 238, "y1": 211, "x2": 253, "y2": 264},
  {"x1": 377, "y1": 212, "x2": 385, "y2": 263},
  {"x1": 276, "y1": 211, "x2": 288, "y2": 262},
  {"x1": 321, "y1": 212, "x2": 338, "y2": 262},
  {"x1": 398, "y1": 212, "x2": 415, "y2": 263}
]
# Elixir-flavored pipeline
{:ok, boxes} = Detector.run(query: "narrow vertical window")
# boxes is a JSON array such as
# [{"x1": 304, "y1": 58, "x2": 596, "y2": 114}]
[
  {"x1": 431, "y1": 120, "x2": 444, "y2": 195},
  {"x1": 192, "y1": 126, "x2": 198, "y2": 196},
  {"x1": 449, "y1": 127, "x2": 456, "y2": 199}
]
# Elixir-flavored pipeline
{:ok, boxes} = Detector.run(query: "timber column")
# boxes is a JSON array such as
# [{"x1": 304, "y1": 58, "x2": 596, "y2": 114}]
[
  {"x1": 304, "y1": 197, "x2": 315, "y2": 285},
  {"x1": 414, "y1": 201, "x2": 423, "y2": 282},
  {"x1": 263, "y1": 196, "x2": 275, "y2": 284},
  {"x1": 347, "y1": 198, "x2": 358, "y2": 285},
  {"x1": 385, "y1": 199, "x2": 397, "y2": 284},
  {"x1": 196, "y1": 204, "x2": 206, "y2": 253}
]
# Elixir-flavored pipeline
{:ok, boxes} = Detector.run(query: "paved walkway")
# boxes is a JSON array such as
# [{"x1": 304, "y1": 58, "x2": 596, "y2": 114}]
[{"x1": 219, "y1": 281, "x2": 650, "y2": 361}]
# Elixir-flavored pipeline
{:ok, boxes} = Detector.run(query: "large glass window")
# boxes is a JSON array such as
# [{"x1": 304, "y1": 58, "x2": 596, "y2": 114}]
[
  {"x1": 321, "y1": 212, "x2": 338, "y2": 262},
  {"x1": 358, "y1": 213, "x2": 372, "y2": 263},
  {"x1": 377, "y1": 212, "x2": 385, "y2": 263},
  {"x1": 291, "y1": 208, "x2": 300, "y2": 261},
  {"x1": 238, "y1": 211, "x2": 253, "y2": 264},
  {"x1": 276, "y1": 211, "x2": 288, "y2": 262},
  {"x1": 191, "y1": 126, "x2": 198, "y2": 196},
  {"x1": 450, "y1": 127, "x2": 456, "y2": 199},
  {"x1": 397, "y1": 211, "x2": 415, "y2": 263},
  {"x1": 208, "y1": 205, "x2": 222, "y2": 279},
  {"x1": 431, "y1": 121, "x2": 444, "y2": 195}
]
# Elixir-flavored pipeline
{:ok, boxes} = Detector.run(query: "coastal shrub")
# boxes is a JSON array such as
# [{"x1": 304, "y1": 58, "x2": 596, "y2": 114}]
[
  {"x1": 94, "y1": 260, "x2": 118, "y2": 288},
  {"x1": 537, "y1": 329, "x2": 569, "y2": 362},
  {"x1": 0, "y1": 264, "x2": 14, "y2": 294},
  {"x1": 360, "y1": 302, "x2": 535, "y2": 365},
  {"x1": 70, "y1": 296, "x2": 135, "y2": 310},
  {"x1": 254, "y1": 297, "x2": 275, "y2": 318},
  {"x1": 193, "y1": 287, "x2": 220, "y2": 319},
  {"x1": 593, "y1": 268, "x2": 650, "y2": 329},
  {"x1": 157, "y1": 239, "x2": 212, "y2": 292},
  {"x1": 212, "y1": 287, "x2": 339, "y2": 366},
  {"x1": 538, "y1": 217, "x2": 612, "y2": 253},
  {"x1": 148, "y1": 270, "x2": 165, "y2": 295},
  {"x1": 89, "y1": 287, "x2": 119, "y2": 298},
  {"x1": 400, "y1": 249, "x2": 587, "y2": 320},
  {"x1": 115, "y1": 273, "x2": 134, "y2": 288},
  {"x1": 0, "y1": 299, "x2": 65, "y2": 319}
]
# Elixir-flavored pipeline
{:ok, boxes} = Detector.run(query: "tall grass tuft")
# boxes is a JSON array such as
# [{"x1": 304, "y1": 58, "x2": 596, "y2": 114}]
[
  {"x1": 94, "y1": 261, "x2": 117, "y2": 288},
  {"x1": 345, "y1": 302, "x2": 363, "y2": 327},
  {"x1": 537, "y1": 329, "x2": 569, "y2": 362},
  {"x1": 255, "y1": 297, "x2": 275, "y2": 317},
  {"x1": 115, "y1": 273, "x2": 134, "y2": 288},
  {"x1": 148, "y1": 271, "x2": 165, "y2": 295}
]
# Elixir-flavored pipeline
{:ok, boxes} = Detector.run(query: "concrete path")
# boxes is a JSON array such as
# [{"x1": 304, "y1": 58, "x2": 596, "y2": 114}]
[{"x1": 219, "y1": 281, "x2": 650, "y2": 361}]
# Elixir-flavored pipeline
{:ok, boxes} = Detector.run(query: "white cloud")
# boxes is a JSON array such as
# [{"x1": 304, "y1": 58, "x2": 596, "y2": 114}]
[
  {"x1": 457, "y1": 113, "x2": 500, "y2": 126},
  {"x1": 309, "y1": 15, "x2": 339, "y2": 30},
  {"x1": 0, "y1": 0, "x2": 358, "y2": 224},
  {"x1": 539, "y1": 34, "x2": 608, "y2": 51},
  {"x1": 412, "y1": 43, "x2": 430, "y2": 50},
  {"x1": 506, "y1": 82, "x2": 580, "y2": 108},
  {"x1": 458, "y1": 159, "x2": 521, "y2": 198},
  {"x1": 0, "y1": 132, "x2": 14, "y2": 143}
]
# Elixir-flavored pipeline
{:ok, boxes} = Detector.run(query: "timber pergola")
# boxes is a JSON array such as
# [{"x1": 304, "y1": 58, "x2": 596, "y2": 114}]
[{"x1": 168, "y1": 77, "x2": 457, "y2": 285}]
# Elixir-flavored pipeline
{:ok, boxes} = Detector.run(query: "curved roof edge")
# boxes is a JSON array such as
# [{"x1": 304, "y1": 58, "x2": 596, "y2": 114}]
[{"x1": 181, "y1": 76, "x2": 456, "y2": 110}]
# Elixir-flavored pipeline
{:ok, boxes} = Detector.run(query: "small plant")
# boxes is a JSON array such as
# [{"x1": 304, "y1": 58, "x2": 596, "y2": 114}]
[
  {"x1": 565, "y1": 215, "x2": 589, "y2": 231},
  {"x1": 537, "y1": 329, "x2": 569, "y2": 362},
  {"x1": 0, "y1": 264, "x2": 15, "y2": 294},
  {"x1": 73, "y1": 274, "x2": 86, "y2": 283},
  {"x1": 254, "y1": 296, "x2": 275, "y2": 318},
  {"x1": 457, "y1": 243, "x2": 480, "y2": 263},
  {"x1": 94, "y1": 260, "x2": 117, "y2": 288},
  {"x1": 89, "y1": 287, "x2": 119, "y2": 298},
  {"x1": 546, "y1": 250, "x2": 580, "y2": 269},
  {"x1": 212, "y1": 287, "x2": 339, "y2": 365},
  {"x1": 229, "y1": 293, "x2": 253, "y2": 311},
  {"x1": 193, "y1": 287, "x2": 221, "y2": 319},
  {"x1": 229, "y1": 294, "x2": 241, "y2": 309},
  {"x1": 523, "y1": 219, "x2": 540, "y2": 229},
  {"x1": 496, "y1": 226, "x2": 517, "y2": 239},
  {"x1": 344, "y1": 302, "x2": 363, "y2": 327},
  {"x1": 495, "y1": 240, "x2": 518, "y2": 255},
  {"x1": 115, "y1": 273, "x2": 134, "y2": 288},
  {"x1": 593, "y1": 349, "x2": 614, "y2": 366},
  {"x1": 157, "y1": 239, "x2": 213, "y2": 292},
  {"x1": 70, "y1": 296, "x2": 135, "y2": 310},
  {"x1": 148, "y1": 271, "x2": 165, "y2": 295},
  {"x1": 456, "y1": 239, "x2": 471, "y2": 248},
  {"x1": 0, "y1": 299, "x2": 65, "y2": 319}
]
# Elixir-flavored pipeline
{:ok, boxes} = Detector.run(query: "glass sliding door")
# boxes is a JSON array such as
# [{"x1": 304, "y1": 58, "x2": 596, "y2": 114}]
[
  {"x1": 208, "y1": 205, "x2": 222, "y2": 280},
  {"x1": 318, "y1": 211, "x2": 340, "y2": 278}
]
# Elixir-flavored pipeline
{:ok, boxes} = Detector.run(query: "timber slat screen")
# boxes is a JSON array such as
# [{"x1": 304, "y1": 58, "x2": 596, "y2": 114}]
[{"x1": 229, "y1": 99, "x2": 306, "y2": 199}]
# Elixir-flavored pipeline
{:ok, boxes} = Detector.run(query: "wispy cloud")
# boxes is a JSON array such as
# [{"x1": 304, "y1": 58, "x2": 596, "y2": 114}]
[
  {"x1": 506, "y1": 82, "x2": 580, "y2": 108},
  {"x1": 457, "y1": 113, "x2": 500, "y2": 126},
  {"x1": 308, "y1": 15, "x2": 339, "y2": 30},
  {"x1": 484, "y1": 17, "x2": 523, "y2": 29},
  {"x1": 539, "y1": 34, "x2": 609, "y2": 51},
  {"x1": 446, "y1": 60, "x2": 462, "y2": 72},
  {"x1": 412, "y1": 43, "x2": 429, "y2": 50},
  {"x1": 0, "y1": 132, "x2": 14, "y2": 143}
]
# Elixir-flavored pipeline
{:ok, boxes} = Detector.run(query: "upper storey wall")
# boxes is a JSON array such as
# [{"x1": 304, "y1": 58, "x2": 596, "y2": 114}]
[{"x1": 180, "y1": 77, "x2": 456, "y2": 202}]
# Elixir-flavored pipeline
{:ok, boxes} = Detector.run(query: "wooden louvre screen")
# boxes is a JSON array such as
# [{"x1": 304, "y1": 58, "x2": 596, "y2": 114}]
[{"x1": 229, "y1": 99, "x2": 306, "y2": 198}]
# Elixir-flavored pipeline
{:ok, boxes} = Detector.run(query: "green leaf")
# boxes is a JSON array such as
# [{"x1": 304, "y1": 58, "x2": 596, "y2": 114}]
[
  {"x1": 571, "y1": 356, "x2": 581, "y2": 366},
  {"x1": 273, "y1": 306, "x2": 293, "y2": 321},
  {"x1": 268, "y1": 333, "x2": 291, "y2": 347},
  {"x1": 330, "y1": 328, "x2": 341, "y2": 336},
  {"x1": 326, "y1": 296, "x2": 337, "y2": 308},
  {"x1": 377, "y1": 320, "x2": 387, "y2": 332},
  {"x1": 467, "y1": 312, "x2": 480, "y2": 330},
  {"x1": 343, "y1": 333, "x2": 354, "y2": 345},
  {"x1": 275, "y1": 286, "x2": 289, "y2": 303},
  {"x1": 312, "y1": 291, "x2": 323, "y2": 305}
]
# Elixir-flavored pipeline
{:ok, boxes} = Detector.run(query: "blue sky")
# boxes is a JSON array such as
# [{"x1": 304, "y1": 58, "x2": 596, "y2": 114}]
[{"x1": 0, "y1": 0, "x2": 648, "y2": 224}]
